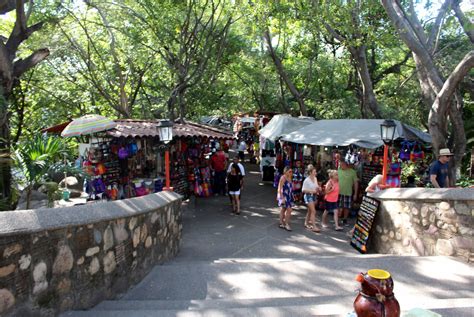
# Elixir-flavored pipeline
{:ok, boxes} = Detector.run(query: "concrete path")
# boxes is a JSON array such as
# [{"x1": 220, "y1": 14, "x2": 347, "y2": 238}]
[{"x1": 63, "y1": 161, "x2": 473, "y2": 317}]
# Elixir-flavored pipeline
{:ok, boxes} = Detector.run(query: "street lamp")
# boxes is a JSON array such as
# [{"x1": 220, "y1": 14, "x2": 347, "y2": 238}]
[
  {"x1": 380, "y1": 119, "x2": 397, "y2": 185},
  {"x1": 157, "y1": 120, "x2": 174, "y2": 191}
]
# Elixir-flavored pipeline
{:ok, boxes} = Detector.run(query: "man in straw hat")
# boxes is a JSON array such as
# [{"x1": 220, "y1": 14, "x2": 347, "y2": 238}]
[{"x1": 429, "y1": 148, "x2": 453, "y2": 188}]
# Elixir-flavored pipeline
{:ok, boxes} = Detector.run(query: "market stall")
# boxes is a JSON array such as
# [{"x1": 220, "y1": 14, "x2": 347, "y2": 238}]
[
  {"x1": 257, "y1": 114, "x2": 315, "y2": 181},
  {"x1": 280, "y1": 119, "x2": 432, "y2": 189}
]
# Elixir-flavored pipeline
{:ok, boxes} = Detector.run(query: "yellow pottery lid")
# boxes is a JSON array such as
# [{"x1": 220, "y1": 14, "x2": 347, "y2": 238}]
[{"x1": 367, "y1": 269, "x2": 391, "y2": 280}]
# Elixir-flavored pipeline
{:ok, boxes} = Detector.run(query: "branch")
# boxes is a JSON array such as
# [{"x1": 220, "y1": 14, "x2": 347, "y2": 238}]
[
  {"x1": 373, "y1": 51, "x2": 411, "y2": 85},
  {"x1": 0, "y1": 0, "x2": 25, "y2": 14},
  {"x1": 432, "y1": 50, "x2": 474, "y2": 114},
  {"x1": 12, "y1": 48, "x2": 49, "y2": 78},
  {"x1": 426, "y1": 0, "x2": 452, "y2": 53},
  {"x1": 452, "y1": 0, "x2": 474, "y2": 44}
]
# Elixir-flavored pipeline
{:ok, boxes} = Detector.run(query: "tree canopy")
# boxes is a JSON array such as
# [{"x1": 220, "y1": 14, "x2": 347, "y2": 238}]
[{"x1": 0, "y1": 0, "x2": 473, "y2": 193}]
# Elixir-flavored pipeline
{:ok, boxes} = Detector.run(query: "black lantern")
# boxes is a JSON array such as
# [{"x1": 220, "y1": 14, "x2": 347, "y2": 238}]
[
  {"x1": 157, "y1": 120, "x2": 174, "y2": 143},
  {"x1": 380, "y1": 119, "x2": 396, "y2": 145}
]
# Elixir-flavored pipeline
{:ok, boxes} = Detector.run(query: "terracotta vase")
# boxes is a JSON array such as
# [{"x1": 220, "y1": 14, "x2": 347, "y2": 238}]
[{"x1": 353, "y1": 269, "x2": 400, "y2": 317}]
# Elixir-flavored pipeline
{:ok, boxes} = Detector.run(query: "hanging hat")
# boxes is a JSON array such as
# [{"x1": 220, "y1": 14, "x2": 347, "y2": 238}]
[{"x1": 439, "y1": 148, "x2": 453, "y2": 156}]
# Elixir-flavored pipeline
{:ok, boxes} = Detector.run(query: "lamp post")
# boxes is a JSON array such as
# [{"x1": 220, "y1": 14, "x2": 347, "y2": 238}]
[
  {"x1": 157, "y1": 120, "x2": 174, "y2": 191},
  {"x1": 380, "y1": 119, "x2": 397, "y2": 185}
]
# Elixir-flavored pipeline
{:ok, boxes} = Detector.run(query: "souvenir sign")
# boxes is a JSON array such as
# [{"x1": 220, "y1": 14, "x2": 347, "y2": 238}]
[{"x1": 350, "y1": 195, "x2": 380, "y2": 254}]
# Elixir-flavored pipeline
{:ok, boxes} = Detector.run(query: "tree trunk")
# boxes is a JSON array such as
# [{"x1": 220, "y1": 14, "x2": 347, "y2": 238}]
[
  {"x1": 351, "y1": 45, "x2": 382, "y2": 118},
  {"x1": 263, "y1": 29, "x2": 308, "y2": 116}
]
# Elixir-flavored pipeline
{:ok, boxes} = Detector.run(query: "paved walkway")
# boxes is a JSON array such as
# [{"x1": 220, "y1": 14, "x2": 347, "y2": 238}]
[{"x1": 64, "y1": 161, "x2": 474, "y2": 316}]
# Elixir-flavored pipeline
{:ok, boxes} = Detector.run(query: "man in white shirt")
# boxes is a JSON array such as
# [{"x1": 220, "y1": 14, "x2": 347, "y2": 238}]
[
  {"x1": 227, "y1": 156, "x2": 245, "y2": 176},
  {"x1": 238, "y1": 139, "x2": 247, "y2": 161}
]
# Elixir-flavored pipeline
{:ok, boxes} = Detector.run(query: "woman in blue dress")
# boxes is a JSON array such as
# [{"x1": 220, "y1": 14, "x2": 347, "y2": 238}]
[{"x1": 277, "y1": 166, "x2": 294, "y2": 231}]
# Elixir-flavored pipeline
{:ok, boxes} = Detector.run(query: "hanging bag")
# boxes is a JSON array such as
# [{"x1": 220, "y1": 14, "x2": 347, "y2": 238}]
[
  {"x1": 410, "y1": 142, "x2": 424, "y2": 162},
  {"x1": 399, "y1": 141, "x2": 412, "y2": 161}
]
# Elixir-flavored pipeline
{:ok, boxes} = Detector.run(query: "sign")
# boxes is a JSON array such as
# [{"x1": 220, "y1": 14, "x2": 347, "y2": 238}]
[{"x1": 350, "y1": 195, "x2": 380, "y2": 254}]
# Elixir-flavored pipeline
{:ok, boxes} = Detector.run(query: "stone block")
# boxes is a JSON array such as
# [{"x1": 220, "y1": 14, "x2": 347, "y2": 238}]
[
  {"x1": 389, "y1": 231, "x2": 395, "y2": 239},
  {"x1": 3, "y1": 244, "x2": 22, "y2": 258},
  {"x1": 439, "y1": 201, "x2": 451, "y2": 210},
  {"x1": 450, "y1": 236, "x2": 474, "y2": 250},
  {"x1": 129, "y1": 217, "x2": 137, "y2": 231},
  {"x1": 103, "y1": 226, "x2": 114, "y2": 251},
  {"x1": 93, "y1": 229, "x2": 102, "y2": 244},
  {"x1": 436, "y1": 239, "x2": 454, "y2": 256},
  {"x1": 88, "y1": 257, "x2": 100, "y2": 275},
  {"x1": 133, "y1": 227, "x2": 141, "y2": 248},
  {"x1": 376, "y1": 226, "x2": 383, "y2": 234},
  {"x1": 103, "y1": 251, "x2": 116, "y2": 274},
  {"x1": 412, "y1": 207, "x2": 419, "y2": 216},
  {"x1": 57, "y1": 278, "x2": 71, "y2": 295},
  {"x1": 113, "y1": 219, "x2": 128, "y2": 243},
  {"x1": 448, "y1": 225, "x2": 457, "y2": 233},
  {"x1": 422, "y1": 218, "x2": 429, "y2": 227},
  {"x1": 86, "y1": 247, "x2": 100, "y2": 257},
  {"x1": 396, "y1": 232, "x2": 402, "y2": 240},
  {"x1": 151, "y1": 212, "x2": 159, "y2": 224},
  {"x1": 33, "y1": 262, "x2": 48, "y2": 294},
  {"x1": 145, "y1": 237, "x2": 152, "y2": 249},
  {"x1": 458, "y1": 226, "x2": 473, "y2": 236},
  {"x1": 420, "y1": 206, "x2": 430, "y2": 218},
  {"x1": 0, "y1": 264, "x2": 15, "y2": 278},
  {"x1": 429, "y1": 212, "x2": 436, "y2": 224},
  {"x1": 140, "y1": 224, "x2": 148, "y2": 243},
  {"x1": 77, "y1": 257, "x2": 85, "y2": 265},
  {"x1": 0, "y1": 289, "x2": 15, "y2": 315},
  {"x1": 19, "y1": 254, "x2": 31, "y2": 270},
  {"x1": 454, "y1": 203, "x2": 470, "y2": 215},
  {"x1": 53, "y1": 244, "x2": 73, "y2": 275}
]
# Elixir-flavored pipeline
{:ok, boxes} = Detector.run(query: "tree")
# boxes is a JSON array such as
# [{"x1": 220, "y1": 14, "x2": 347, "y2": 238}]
[
  {"x1": 381, "y1": 0, "x2": 473, "y2": 184},
  {"x1": 0, "y1": 0, "x2": 49, "y2": 206}
]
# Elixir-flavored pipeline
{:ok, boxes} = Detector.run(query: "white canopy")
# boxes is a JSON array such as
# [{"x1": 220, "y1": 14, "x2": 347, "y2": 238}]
[
  {"x1": 281, "y1": 119, "x2": 431, "y2": 148},
  {"x1": 258, "y1": 114, "x2": 315, "y2": 141}
]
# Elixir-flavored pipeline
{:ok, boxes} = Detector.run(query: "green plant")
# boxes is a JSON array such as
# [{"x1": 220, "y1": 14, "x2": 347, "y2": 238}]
[
  {"x1": 455, "y1": 176, "x2": 474, "y2": 188},
  {"x1": 12, "y1": 135, "x2": 69, "y2": 209}
]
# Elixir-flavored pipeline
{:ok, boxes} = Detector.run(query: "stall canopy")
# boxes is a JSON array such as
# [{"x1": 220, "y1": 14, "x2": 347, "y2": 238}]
[
  {"x1": 258, "y1": 114, "x2": 315, "y2": 141},
  {"x1": 281, "y1": 119, "x2": 431, "y2": 148}
]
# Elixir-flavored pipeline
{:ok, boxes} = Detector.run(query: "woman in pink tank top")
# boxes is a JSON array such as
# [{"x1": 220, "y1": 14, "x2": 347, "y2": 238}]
[{"x1": 322, "y1": 170, "x2": 343, "y2": 231}]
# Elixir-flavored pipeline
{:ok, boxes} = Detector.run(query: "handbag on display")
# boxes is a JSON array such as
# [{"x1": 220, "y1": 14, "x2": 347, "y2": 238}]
[
  {"x1": 399, "y1": 141, "x2": 412, "y2": 161},
  {"x1": 410, "y1": 143, "x2": 424, "y2": 161}
]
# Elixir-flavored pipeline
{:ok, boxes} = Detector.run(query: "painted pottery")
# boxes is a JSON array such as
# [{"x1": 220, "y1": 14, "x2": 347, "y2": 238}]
[{"x1": 353, "y1": 269, "x2": 400, "y2": 317}]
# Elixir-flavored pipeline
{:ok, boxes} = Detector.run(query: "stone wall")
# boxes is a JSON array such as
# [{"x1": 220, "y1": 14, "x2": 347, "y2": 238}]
[
  {"x1": 0, "y1": 192, "x2": 182, "y2": 317},
  {"x1": 368, "y1": 188, "x2": 473, "y2": 262}
]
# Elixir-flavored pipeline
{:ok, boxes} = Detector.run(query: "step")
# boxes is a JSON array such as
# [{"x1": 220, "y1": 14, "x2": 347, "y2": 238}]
[
  {"x1": 61, "y1": 297, "x2": 474, "y2": 317},
  {"x1": 119, "y1": 256, "x2": 473, "y2": 302}
]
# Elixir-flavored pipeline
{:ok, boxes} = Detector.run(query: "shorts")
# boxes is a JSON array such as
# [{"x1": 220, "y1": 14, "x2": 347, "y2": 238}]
[
  {"x1": 304, "y1": 194, "x2": 317, "y2": 204},
  {"x1": 325, "y1": 201, "x2": 338, "y2": 212},
  {"x1": 338, "y1": 195, "x2": 352, "y2": 209},
  {"x1": 229, "y1": 190, "x2": 240, "y2": 195}
]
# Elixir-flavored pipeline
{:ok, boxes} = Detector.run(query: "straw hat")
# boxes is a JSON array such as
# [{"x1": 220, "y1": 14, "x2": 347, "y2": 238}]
[{"x1": 439, "y1": 148, "x2": 453, "y2": 156}]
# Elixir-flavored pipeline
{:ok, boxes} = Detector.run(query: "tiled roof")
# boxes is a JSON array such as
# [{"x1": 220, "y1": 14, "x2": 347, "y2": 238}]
[{"x1": 107, "y1": 120, "x2": 234, "y2": 140}]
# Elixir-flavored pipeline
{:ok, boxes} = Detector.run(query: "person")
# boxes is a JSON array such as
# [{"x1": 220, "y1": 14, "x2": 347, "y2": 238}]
[
  {"x1": 338, "y1": 160, "x2": 358, "y2": 226},
  {"x1": 322, "y1": 170, "x2": 342, "y2": 231},
  {"x1": 227, "y1": 156, "x2": 246, "y2": 177},
  {"x1": 227, "y1": 164, "x2": 243, "y2": 215},
  {"x1": 238, "y1": 139, "x2": 247, "y2": 161},
  {"x1": 292, "y1": 160, "x2": 304, "y2": 203},
  {"x1": 365, "y1": 174, "x2": 385, "y2": 193},
  {"x1": 302, "y1": 165, "x2": 321, "y2": 232},
  {"x1": 277, "y1": 166, "x2": 294, "y2": 231},
  {"x1": 210, "y1": 148, "x2": 227, "y2": 196},
  {"x1": 430, "y1": 148, "x2": 453, "y2": 188}
]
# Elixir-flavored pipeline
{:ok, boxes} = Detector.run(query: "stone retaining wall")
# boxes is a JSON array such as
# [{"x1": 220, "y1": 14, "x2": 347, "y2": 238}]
[
  {"x1": 368, "y1": 188, "x2": 473, "y2": 262},
  {"x1": 0, "y1": 192, "x2": 182, "y2": 317}
]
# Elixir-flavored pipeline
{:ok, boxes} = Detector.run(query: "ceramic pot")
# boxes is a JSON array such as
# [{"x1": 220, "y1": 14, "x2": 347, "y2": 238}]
[{"x1": 353, "y1": 269, "x2": 400, "y2": 317}]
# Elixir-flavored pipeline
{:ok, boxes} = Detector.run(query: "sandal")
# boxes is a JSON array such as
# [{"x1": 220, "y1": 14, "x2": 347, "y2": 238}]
[
  {"x1": 285, "y1": 224, "x2": 292, "y2": 231},
  {"x1": 335, "y1": 227, "x2": 343, "y2": 231},
  {"x1": 304, "y1": 223, "x2": 313, "y2": 230},
  {"x1": 312, "y1": 226, "x2": 321, "y2": 233}
]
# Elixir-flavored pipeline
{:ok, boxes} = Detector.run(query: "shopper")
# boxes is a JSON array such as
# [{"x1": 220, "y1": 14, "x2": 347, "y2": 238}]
[
  {"x1": 210, "y1": 148, "x2": 227, "y2": 196},
  {"x1": 238, "y1": 139, "x2": 247, "y2": 161},
  {"x1": 429, "y1": 148, "x2": 453, "y2": 188},
  {"x1": 366, "y1": 174, "x2": 384, "y2": 193},
  {"x1": 302, "y1": 165, "x2": 321, "y2": 232},
  {"x1": 292, "y1": 160, "x2": 304, "y2": 203},
  {"x1": 338, "y1": 160, "x2": 358, "y2": 226},
  {"x1": 277, "y1": 166, "x2": 294, "y2": 231},
  {"x1": 322, "y1": 170, "x2": 342, "y2": 231},
  {"x1": 227, "y1": 164, "x2": 243, "y2": 215}
]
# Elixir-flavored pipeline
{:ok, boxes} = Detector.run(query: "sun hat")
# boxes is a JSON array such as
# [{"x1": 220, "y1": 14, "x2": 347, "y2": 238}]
[{"x1": 439, "y1": 148, "x2": 453, "y2": 156}]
